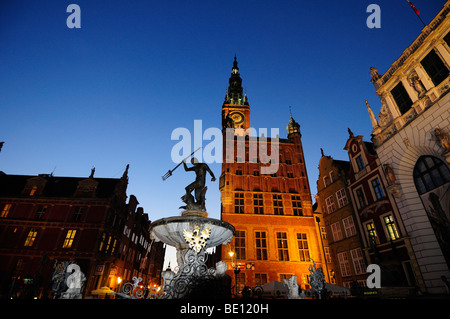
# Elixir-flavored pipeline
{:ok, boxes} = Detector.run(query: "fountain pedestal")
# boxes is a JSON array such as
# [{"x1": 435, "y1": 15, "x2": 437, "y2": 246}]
[{"x1": 149, "y1": 210, "x2": 234, "y2": 299}]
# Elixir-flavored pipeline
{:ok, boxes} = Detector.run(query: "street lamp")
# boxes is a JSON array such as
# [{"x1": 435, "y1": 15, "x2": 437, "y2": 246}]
[{"x1": 228, "y1": 250, "x2": 240, "y2": 297}]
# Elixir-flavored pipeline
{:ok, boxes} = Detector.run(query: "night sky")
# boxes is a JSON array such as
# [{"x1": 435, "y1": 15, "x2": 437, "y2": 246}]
[{"x1": 0, "y1": 0, "x2": 444, "y2": 225}]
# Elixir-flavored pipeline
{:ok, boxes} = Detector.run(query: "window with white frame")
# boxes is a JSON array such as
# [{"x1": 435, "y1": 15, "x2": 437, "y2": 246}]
[
  {"x1": 342, "y1": 216, "x2": 357, "y2": 237},
  {"x1": 336, "y1": 188, "x2": 348, "y2": 208},
  {"x1": 325, "y1": 195, "x2": 336, "y2": 214},
  {"x1": 331, "y1": 222, "x2": 343, "y2": 242},
  {"x1": 350, "y1": 248, "x2": 366, "y2": 275},
  {"x1": 330, "y1": 171, "x2": 335, "y2": 183},
  {"x1": 337, "y1": 252, "x2": 352, "y2": 277}
]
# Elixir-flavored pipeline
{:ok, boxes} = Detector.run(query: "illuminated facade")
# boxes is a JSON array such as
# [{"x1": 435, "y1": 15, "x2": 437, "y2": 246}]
[
  {"x1": 316, "y1": 151, "x2": 365, "y2": 288},
  {"x1": 219, "y1": 57, "x2": 325, "y2": 291},
  {"x1": 0, "y1": 167, "x2": 165, "y2": 298},
  {"x1": 367, "y1": 1, "x2": 450, "y2": 294}
]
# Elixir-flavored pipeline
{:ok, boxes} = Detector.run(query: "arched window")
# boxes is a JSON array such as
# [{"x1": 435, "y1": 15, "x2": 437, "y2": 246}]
[{"x1": 413, "y1": 156, "x2": 450, "y2": 195}]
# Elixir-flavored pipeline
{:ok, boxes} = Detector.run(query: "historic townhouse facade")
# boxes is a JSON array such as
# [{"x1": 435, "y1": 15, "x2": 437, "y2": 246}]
[
  {"x1": 316, "y1": 151, "x2": 366, "y2": 289},
  {"x1": 367, "y1": 1, "x2": 450, "y2": 294},
  {"x1": 0, "y1": 167, "x2": 165, "y2": 298}
]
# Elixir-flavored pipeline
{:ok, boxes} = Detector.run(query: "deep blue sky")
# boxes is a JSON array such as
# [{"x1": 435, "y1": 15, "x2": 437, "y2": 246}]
[{"x1": 0, "y1": 0, "x2": 445, "y2": 224}]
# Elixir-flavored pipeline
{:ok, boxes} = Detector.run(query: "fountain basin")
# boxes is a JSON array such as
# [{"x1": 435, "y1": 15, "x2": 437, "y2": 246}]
[{"x1": 149, "y1": 214, "x2": 235, "y2": 250}]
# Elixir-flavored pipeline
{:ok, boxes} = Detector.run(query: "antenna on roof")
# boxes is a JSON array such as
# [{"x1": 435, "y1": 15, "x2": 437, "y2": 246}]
[{"x1": 51, "y1": 166, "x2": 56, "y2": 177}]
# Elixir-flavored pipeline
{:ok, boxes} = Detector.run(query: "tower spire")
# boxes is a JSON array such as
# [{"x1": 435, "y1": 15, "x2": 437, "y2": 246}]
[{"x1": 225, "y1": 55, "x2": 247, "y2": 105}]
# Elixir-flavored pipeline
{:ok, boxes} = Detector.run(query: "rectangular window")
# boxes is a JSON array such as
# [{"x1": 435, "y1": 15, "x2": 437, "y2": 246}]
[
  {"x1": 355, "y1": 155, "x2": 365, "y2": 171},
  {"x1": 320, "y1": 226, "x2": 327, "y2": 240},
  {"x1": 330, "y1": 171, "x2": 335, "y2": 183},
  {"x1": 343, "y1": 216, "x2": 357, "y2": 237},
  {"x1": 297, "y1": 233, "x2": 310, "y2": 262},
  {"x1": 234, "y1": 193, "x2": 244, "y2": 214},
  {"x1": 331, "y1": 222, "x2": 343, "y2": 242},
  {"x1": 35, "y1": 205, "x2": 47, "y2": 220},
  {"x1": 383, "y1": 215, "x2": 400, "y2": 240},
  {"x1": 350, "y1": 248, "x2": 366, "y2": 275},
  {"x1": 337, "y1": 252, "x2": 352, "y2": 277},
  {"x1": 1, "y1": 204, "x2": 12, "y2": 218},
  {"x1": 336, "y1": 188, "x2": 348, "y2": 208},
  {"x1": 255, "y1": 273, "x2": 268, "y2": 286},
  {"x1": 236, "y1": 169, "x2": 243, "y2": 175},
  {"x1": 291, "y1": 195, "x2": 303, "y2": 216},
  {"x1": 276, "y1": 232, "x2": 289, "y2": 261},
  {"x1": 235, "y1": 230, "x2": 246, "y2": 260},
  {"x1": 365, "y1": 221, "x2": 378, "y2": 245},
  {"x1": 253, "y1": 194, "x2": 264, "y2": 214},
  {"x1": 355, "y1": 188, "x2": 367, "y2": 209},
  {"x1": 24, "y1": 228, "x2": 37, "y2": 247},
  {"x1": 273, "y1": 194, "x2": 283, "y2": 215},
  {"x1": 371, "y1": 178, "x2": 385, "y2": 200},
  {"x1": 255, "y1": 231, "x2": 268, "y2": 260},
  {"x1": 421, "y1": 49, "x2": 449, "y2": 86},
  {"x1": 323, "y1": 176, "x2": 329, "y2": 188},
  {"x1": 72, "y1": 207, "x2": 83, "y2": 221},
  {"x1": 391, "y1": 81, "x2": 413, "y2": 115},
  {"x1": 325, "y1": 195, "x2": 336, "y2": 213},
  {"x1": 324, "y1": 247, "x2": 332, "y2": 263},
  {"x1": 62, "y1": 230, "x2": 77, "y2": 248}
]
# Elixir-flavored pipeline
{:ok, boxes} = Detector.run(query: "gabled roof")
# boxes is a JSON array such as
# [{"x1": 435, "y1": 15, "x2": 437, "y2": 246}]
[{"x1": 0, "y1": 173, "x2": 124, "y2": 199}]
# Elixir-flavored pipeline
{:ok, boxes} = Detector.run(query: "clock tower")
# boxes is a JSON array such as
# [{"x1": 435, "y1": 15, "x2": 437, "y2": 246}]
[{"x1": 222, "y1": 56, "x2": 250, "y2": 134}]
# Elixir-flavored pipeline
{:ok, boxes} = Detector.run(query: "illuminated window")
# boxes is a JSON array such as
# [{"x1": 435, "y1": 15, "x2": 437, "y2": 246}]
[
  {"x1": 62, "y1": 230, "x2": 77, "y2": 248},
  {"x1": 297, "y1": 233, "x2": 310, "y2": 262},
  {"x1": 253, "y1": 194, "x2": 264, "y2": 214},
  {"x1": 276, "y1": 232, "x2": 289, "y2": 261},
  {"x1": 273, "y1": 194, "x2": 283, "y2": 215},
  {"x1": 234, "y1": 193, "x2": 244, "y2": 214},
  {"x1": 234, "y1": 230, "x2": 246, "y2": 260},
  {"x1": 383, "y1": 215, "x2": 400, "y2": 240},
  {"x1": 255, "y1": 231, "x2": 267, "y2": 260},
  {"x1": 365, "y1": 221, "x2": 378, "y2": 245},
  {"x1": 24, "y1": 228, "x2": 37, "y2": 247},
  {"x1": 291, "y1": 195, "x2": 302, "y2": 216},
  {"x1": 1, "y1": 204, "x2": 12, "y2": 218},
  {"x1": 29, "y1": 186, "x2": 38, "y2": 196}
]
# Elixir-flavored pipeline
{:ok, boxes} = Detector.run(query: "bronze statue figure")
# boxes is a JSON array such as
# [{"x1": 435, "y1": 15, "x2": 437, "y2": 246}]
[{"x1": 180, "y1": 157, "x2": 216, "y2": 211}]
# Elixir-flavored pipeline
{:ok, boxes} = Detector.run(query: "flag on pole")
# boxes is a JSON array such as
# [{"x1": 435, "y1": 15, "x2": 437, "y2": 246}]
[
  {"x1": 406, "y1": 0, "x2": 425, "y2": 27},
  {"x1": 407, "y1": 0, "x2": 420, "y2": 16}
]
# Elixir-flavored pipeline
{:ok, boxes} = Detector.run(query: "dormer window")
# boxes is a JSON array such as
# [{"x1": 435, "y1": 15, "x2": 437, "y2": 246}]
[{"x1": 23, "y1": 177, "x2": 47, "y2": 196}]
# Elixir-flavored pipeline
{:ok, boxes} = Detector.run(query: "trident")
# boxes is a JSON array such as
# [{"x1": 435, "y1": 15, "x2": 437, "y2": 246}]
[{"x1": 161, "y1": 147, "x2": 202, "y2": 181}]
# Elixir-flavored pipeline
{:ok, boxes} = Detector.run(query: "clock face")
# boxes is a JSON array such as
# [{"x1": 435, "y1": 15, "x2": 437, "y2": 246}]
[{"x1": 230, "y1": 111, "x2": 245, "y2": 125}]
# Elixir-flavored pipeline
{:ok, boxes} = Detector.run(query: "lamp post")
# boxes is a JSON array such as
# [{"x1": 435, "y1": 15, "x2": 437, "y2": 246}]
[{"x1": 228, "y1": 250, "x2": 240, "y2": 297}]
